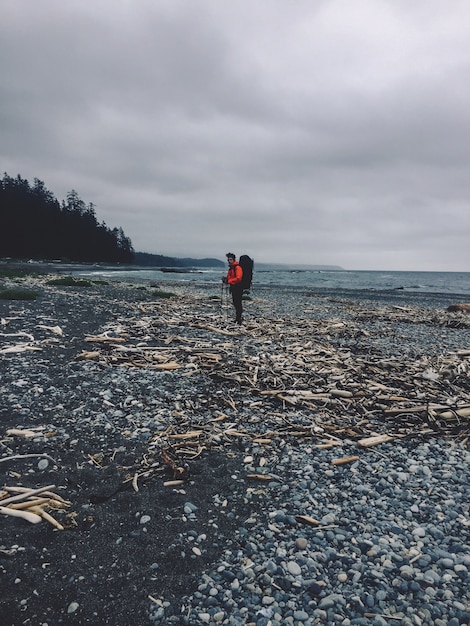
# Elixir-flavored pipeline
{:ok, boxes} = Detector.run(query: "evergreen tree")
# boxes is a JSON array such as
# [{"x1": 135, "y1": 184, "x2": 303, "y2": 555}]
[{"x1": 0, "y1": 173, "x2": 134, "y2": 263}]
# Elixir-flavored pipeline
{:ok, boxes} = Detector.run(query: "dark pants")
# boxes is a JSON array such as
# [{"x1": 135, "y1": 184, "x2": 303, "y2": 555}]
[{"x1": 230, "y1": 284, "x2": 243, "y2": 322}]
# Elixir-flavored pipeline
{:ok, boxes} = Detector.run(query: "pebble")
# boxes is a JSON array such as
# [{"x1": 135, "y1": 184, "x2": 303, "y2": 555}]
[
  {"x1": 67, "y1": 602, "x2": 79, "y2": 614},
  {"x1": 151, "y1": 436, "x2": 469, "y2": 625},
  {"x1": 286, "y1": 561, "x2": 301, "y2": 576},
  {"x1": 295, "y1": 537, "x2": 308, "y2": 550}
]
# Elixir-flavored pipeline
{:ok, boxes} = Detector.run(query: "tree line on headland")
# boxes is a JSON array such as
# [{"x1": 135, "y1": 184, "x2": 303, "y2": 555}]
[
  {"x1": 0, "y1": 173, "x2": 223, "y2": 268},
  {"x1": 0, "y1": 173, "x2": 134, "y2": 263}
]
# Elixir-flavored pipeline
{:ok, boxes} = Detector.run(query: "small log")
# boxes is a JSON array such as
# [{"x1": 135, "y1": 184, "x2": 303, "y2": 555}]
[
  {"x1": 437, "y1": 407, "x2": 470, "y2": 419},
  {"x1": 295, "y1": 515, "x2": 320, "y2": 527},
  {"x1": 30, "y1": 506, "x2": 64, "y2": 530},
  {"x1": 0, "y1": 345, "x2": 42, "y2": 354},
  {"x1": 126, "y1": 358, "x2": 181, "y2": 369},
  {"x1": 0, "y1": 453, "x2": 57, "y2": 464},
  {"x1": 8, "y1": 498, "x2": 50, "y2": 510},
  {"x1": 5, "y1": 429, "x2": 39, "y2": 438},
  {"x1": 315, "y1": 442, "x2": 341, "y2": 449},
  {"x1": 76, "y1": 350, "x2": 101, "y2": 360},
  {"x1": 223, "y1": 429, "x2": 247, "y2": 437},
  {"x1": 363, "y1": 613, "x2": 402, "y2": 621},
  {"x1": 384, "y1": 404, "x2": 448, "y2": 416},
  {"x1": 132, "y1": 473, "x2": 139, "y2": 493},
  {"x1": 0, "y1": 485, "x2": 56, "y2": 507},
  {"x1": 330, "y1": 389, "x2": 354, "y2": 398},
  {"x1": 0, "y1": 506, "x2": 42, "y2": 524},
  {"x1": 85, "y1": 335, "x2": 126, "y2": 343},
  {"x1": 358, "y1": 434, "x2": 394, "y2": 447},
  {"x1": 168, "y1": 431, "x2": 204, "y2": 439},
  {"x1": 36, "y1": 324, "x2": 63, "y2": 336},
  {"x1": 277, "y1": 394, "x2": 298, "y2": 406},
  {"x1": 246, "y1": 474, "x2": 276, "y2": 481},
  {"x1": 331, "y1": 456, "x2": 360, "y2": 465},
  {"x1": 3, "y1": 486, "x2": 71, "y2": 505}
]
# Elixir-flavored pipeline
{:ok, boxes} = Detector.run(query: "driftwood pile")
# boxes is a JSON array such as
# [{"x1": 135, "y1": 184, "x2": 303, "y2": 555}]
[
  {"x1": 2, "y1": 287, "x2": 469, "y2": 524},
  {"x1": 0, "y1": 483, "x2": 71, "y2": 528},
  {"x1": 77, "y1": 294, "x2": 470, "y2": 452}
]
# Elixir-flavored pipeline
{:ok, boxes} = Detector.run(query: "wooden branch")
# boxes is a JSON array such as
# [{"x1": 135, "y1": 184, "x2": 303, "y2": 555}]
[
  {"x1": 0, "y1": 485, "x2": 56, "y2": 507},
  {"x1": 358, "y1": 434, "x2": 394, "y2": 447},
  {"x1": 0, "y1": 453, "x2": 57, "y2": 464},
  {"x1": 0, "y1": 506, "x2": 42, "y2": 524},
  {"x1": 331, "y1": 456, "x2": 360, "y2": 465},
  {"x1": 29, "y1": 506, "x2": 64, "y2": 530}
]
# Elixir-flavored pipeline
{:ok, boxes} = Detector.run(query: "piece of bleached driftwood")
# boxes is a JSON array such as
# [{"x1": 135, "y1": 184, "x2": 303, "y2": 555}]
[
  {"x1": 0, "y1": 345, "x2": 42, "y2": 354},
  {"x1": 132, "y1": 473, "x2": 139, "y2": 493},
  {"x1": 75, "y1": 350, "x2": 101, "y2": 360},
  {"x1": 8, "y1": 498, "x2": 50, "y2": 510},
  {"x1": 331, "y1": 456, "x2": 360, "y2": 465},
  {"x1": 0, "y1": 453, "x2": 57, "y2": 464},
  {"x1": 5, "y1": 429, "x2": 41, "y2": 438},
  {"x1": 0, "y1": 331, "x2": 35, "y2": 341},
  {"x1": 295, "y1": 515, "x2": 320, "y2": 527},
  {"x1": 36, "y1": 324, "x2": 63, "y2": 336},
  {"x1": 85, "y1": 334, "x2": 126, "y2": 343},
  {"x1": 3, "y1": 486, "x2": 70, "y2": 505},
  {"x1": 358, "y1": 434, "x2": 394, "y2": 448},
  {"x1": 437, "y1": 407, "x2": 470, "y2": 419},
  {"x1": 29, "y1": 506, "x2": 64, "y2": 530},
  {"x1": 0, "y1": 485, "x2": 56, "y2": 507},
  {"x1": 0, "y1": 506, "x2": 42, "y2": 524},
  {"x1": 246, "y1": 473, "x2": 276, "y2": 481}
]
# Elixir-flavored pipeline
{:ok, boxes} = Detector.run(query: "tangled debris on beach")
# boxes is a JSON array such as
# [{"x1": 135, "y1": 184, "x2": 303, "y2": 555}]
[
  {"x1": 1, "y1": 273, "x2": 469, "y2": 625},
  {"x1": 78, "y1": 294, "x2": 470, "y2": 442}
]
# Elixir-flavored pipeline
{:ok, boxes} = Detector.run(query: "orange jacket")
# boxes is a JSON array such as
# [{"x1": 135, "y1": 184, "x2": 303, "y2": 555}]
[{"x1": 227, "y1": 260, "x2": 243, "y2": 285}]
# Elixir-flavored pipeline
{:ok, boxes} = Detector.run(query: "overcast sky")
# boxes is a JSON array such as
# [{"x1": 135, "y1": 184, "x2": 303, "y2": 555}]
[{"x1": 1, "y1": 0, "x2": 470, "y2": 271}]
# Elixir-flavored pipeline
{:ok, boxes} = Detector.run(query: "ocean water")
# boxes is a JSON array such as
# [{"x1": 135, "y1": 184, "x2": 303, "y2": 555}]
[{"x1": 78, "y1": 266, "x2": 470, "y2": 299}]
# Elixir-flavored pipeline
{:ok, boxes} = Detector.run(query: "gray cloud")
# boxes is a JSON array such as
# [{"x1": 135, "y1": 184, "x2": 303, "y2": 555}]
[{"x1": 1, "y1": 0, "x2": 470, "y2": 270}]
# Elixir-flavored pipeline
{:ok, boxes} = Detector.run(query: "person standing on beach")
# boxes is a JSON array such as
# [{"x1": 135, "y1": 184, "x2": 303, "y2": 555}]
[{"x1": 222, "y1": 252, "x2": 244, "y2": 324}]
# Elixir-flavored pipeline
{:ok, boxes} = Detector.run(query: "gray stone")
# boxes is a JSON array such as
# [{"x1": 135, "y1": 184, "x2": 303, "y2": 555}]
[
  {"x1": 423, "y1": 569, "x2": 440, "y2": 585},
  {"x1": 286, "y1": 561, "x2": 301, "y2": 576},
  {"x1": 293, "y1": 609, "x2": 309, "y2": 620},
  {"x1": 400, "y1": 565, "x2": 414, "y2": 580}
]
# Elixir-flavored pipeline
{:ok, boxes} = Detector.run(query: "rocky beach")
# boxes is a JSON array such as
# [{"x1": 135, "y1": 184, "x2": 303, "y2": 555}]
[{"x1": 1, "y1": 270, "x2": 469, "y2": 625}]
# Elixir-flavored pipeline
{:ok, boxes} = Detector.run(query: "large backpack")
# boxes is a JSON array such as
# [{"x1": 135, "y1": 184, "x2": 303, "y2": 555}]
[{"x1": 239, "y1": 255, "x2": 254, "y2": 291}]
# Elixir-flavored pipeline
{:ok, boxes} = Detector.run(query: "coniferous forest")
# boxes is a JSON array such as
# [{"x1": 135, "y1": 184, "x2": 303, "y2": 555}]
[{"x1": 0, "y1": 173, "x2": 134, "y2": 263}]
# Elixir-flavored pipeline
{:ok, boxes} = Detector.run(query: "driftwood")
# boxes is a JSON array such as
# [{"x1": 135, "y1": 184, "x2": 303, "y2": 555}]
[
  {"x1": 64, "y1": 294, "x2": 470, "y2": 458},
  {"x1": 2, "y1": 281, "x2": 470, "y2": 495},
  {"x1": 331, "y1": 456, "x2": 360, "y2": 465},
  {"x1": 0, "y1": 506, "x2": 42, "y2": 524},
  {"x1": 447, "y1": 303, "x2": 470, "y2": 312},
  {"x1": 358, "y1": 434, "x2": 395, "y2": 447},
  {"x1": 0, "y1": 485, "x2": 71, "y2": 528},
  {"x1": 295, "y1": 515, "x2": 320, "y2": 527},
  {"x1": 0, "y1": 453, "x2": 57, "y2": 464}
]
